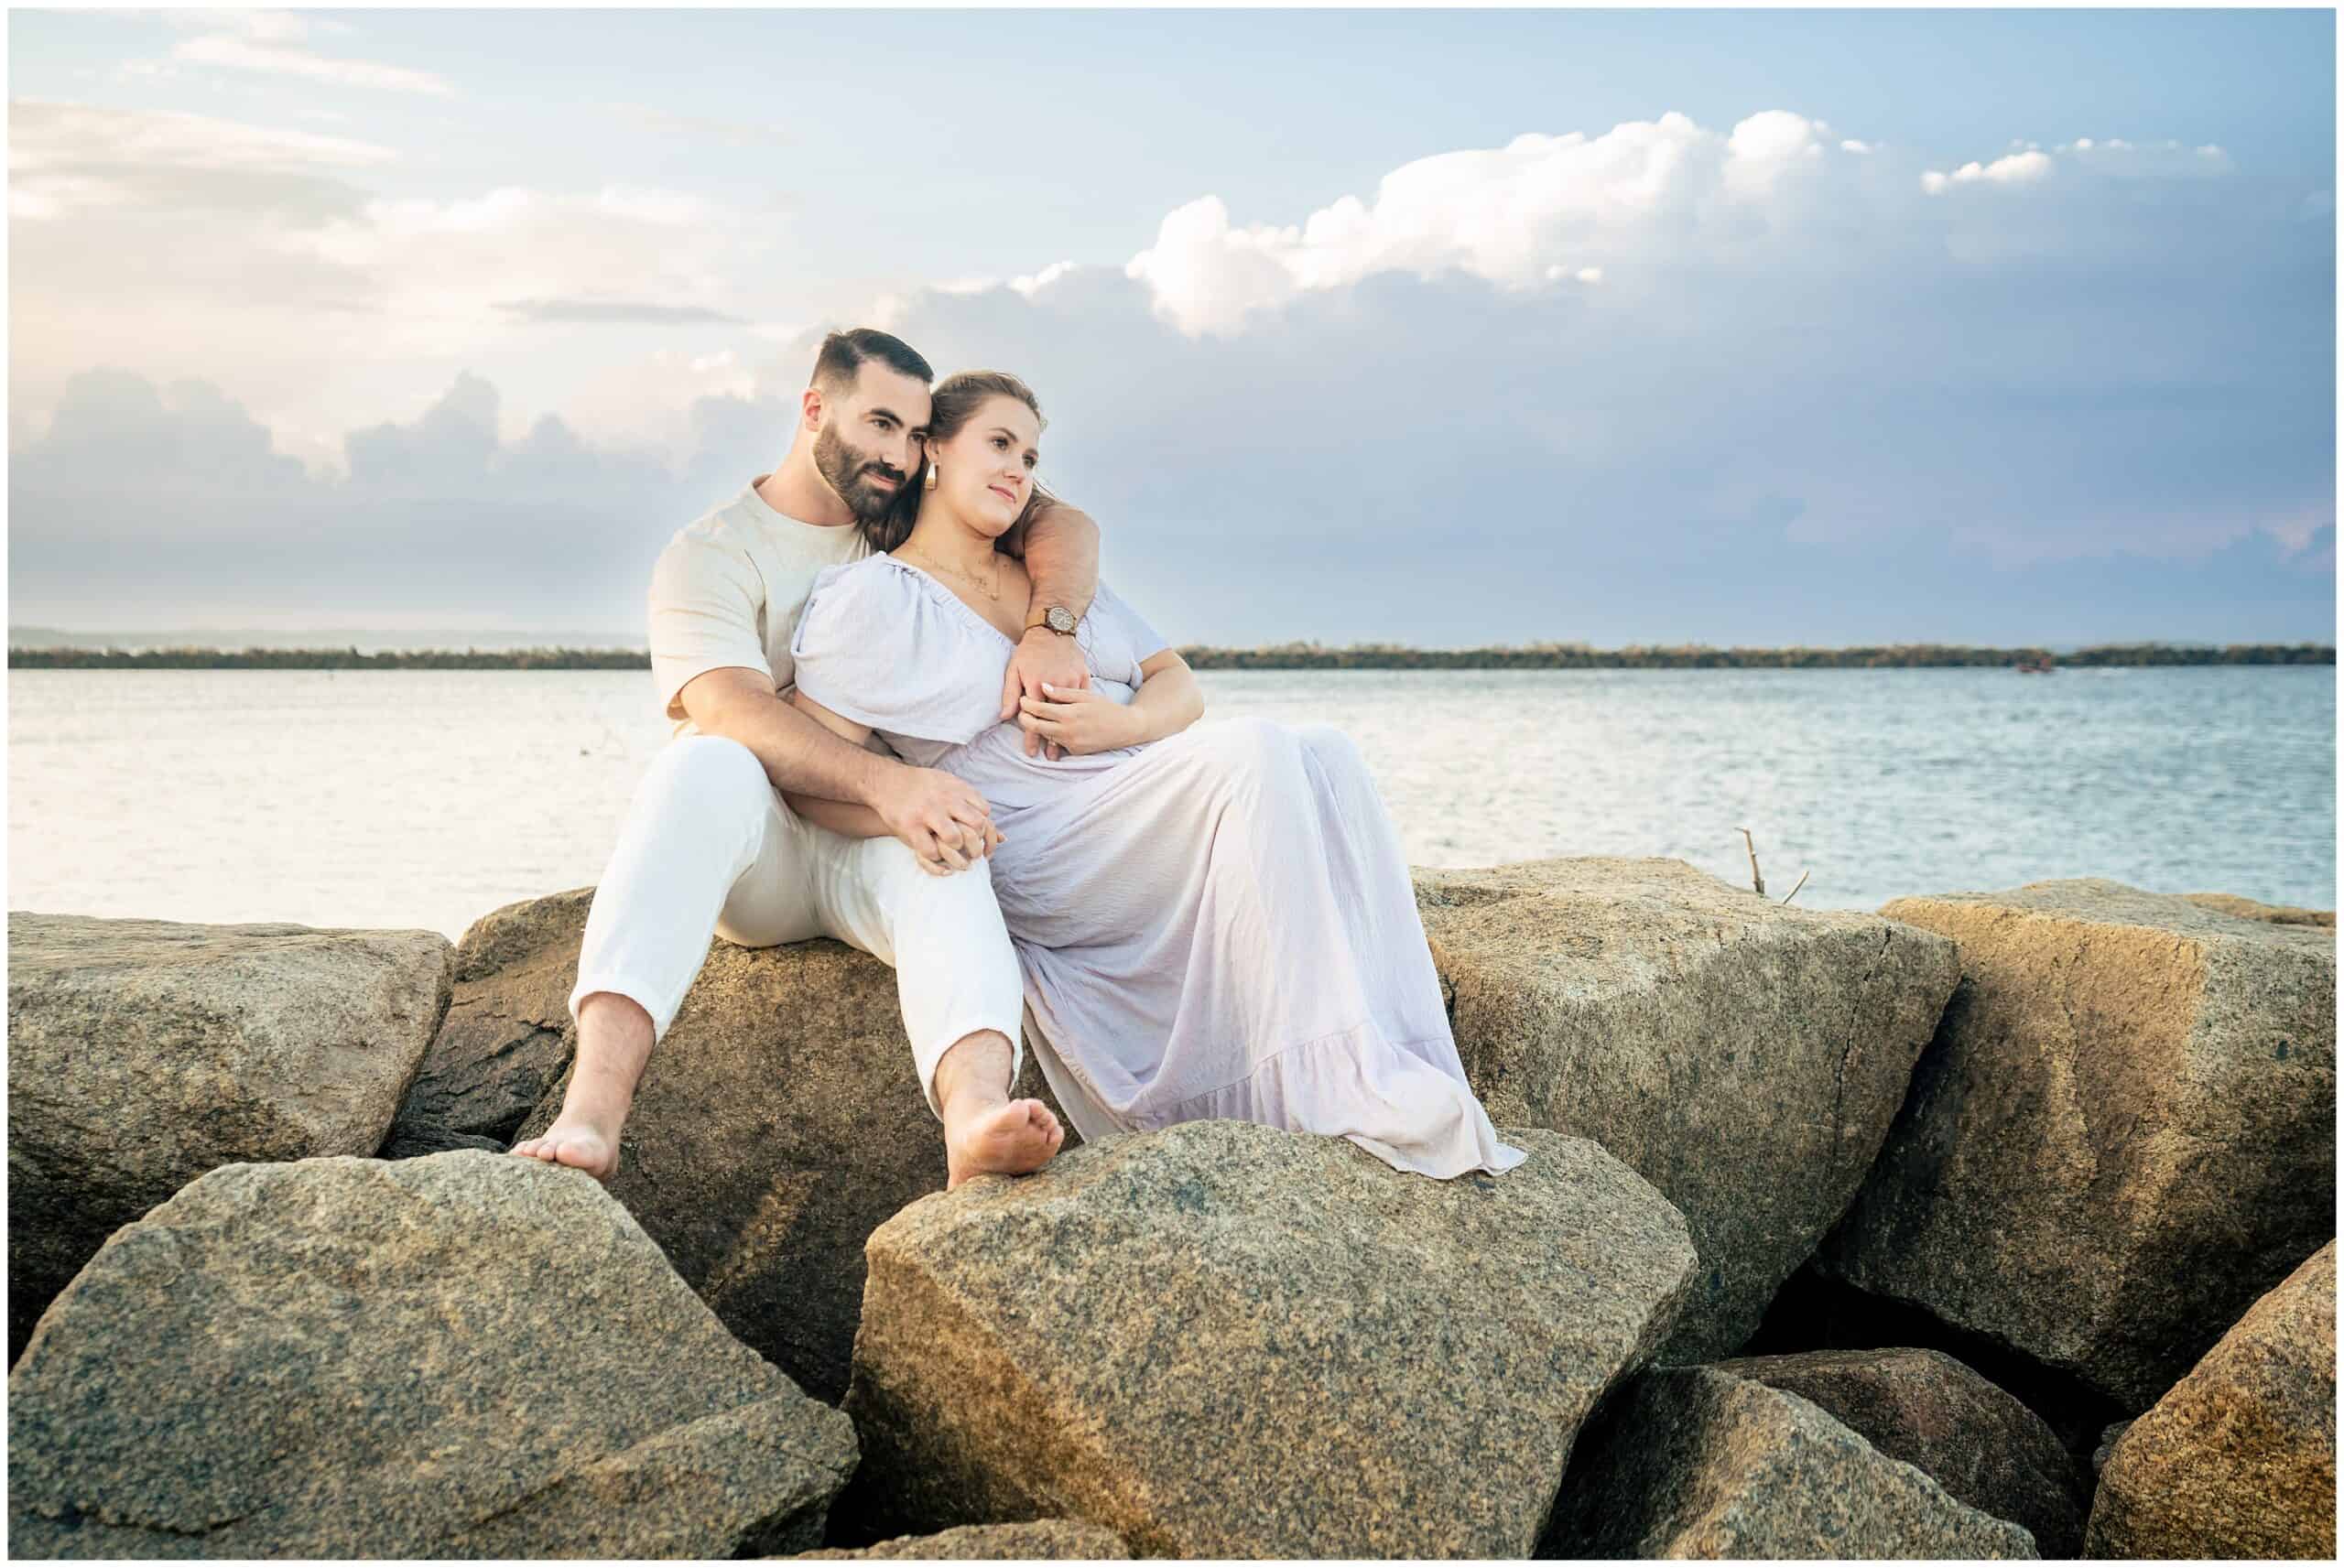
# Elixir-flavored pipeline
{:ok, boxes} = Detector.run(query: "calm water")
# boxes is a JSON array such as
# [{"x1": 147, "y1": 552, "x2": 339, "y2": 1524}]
[{"x1": 8, "y1": 666, "x2": 2334, "y2": 941}]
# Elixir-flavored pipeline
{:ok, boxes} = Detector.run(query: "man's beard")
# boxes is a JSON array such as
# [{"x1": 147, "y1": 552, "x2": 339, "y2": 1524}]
[{"x1": 813, "y1": 423, "x2": 906, "y2": 524}]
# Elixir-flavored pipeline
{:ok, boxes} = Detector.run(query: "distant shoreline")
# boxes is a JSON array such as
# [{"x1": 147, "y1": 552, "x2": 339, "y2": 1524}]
[{"x1": 8, "y1": 643, "x2": 2334, "y2": 671}]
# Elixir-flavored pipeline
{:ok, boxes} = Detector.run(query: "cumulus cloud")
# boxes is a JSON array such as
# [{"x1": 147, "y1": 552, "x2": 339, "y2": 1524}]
[
  {"x1": 9, "y1": 105, "x2": 2332, "y2": 645},
  {"x1": 1126, "y1": 111, "x2": 1886, "y2": 334},
  {"x1": 9, "y1": 98, "x2": 773, "y2": 451}
]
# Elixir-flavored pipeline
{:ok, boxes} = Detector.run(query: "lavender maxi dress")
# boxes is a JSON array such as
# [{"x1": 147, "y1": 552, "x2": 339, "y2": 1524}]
[{"x1": 790, "y1": 554, "x2": 1527, "y2": 1180}]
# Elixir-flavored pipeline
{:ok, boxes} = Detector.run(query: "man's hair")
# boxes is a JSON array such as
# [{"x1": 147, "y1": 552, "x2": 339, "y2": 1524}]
[{"x1": 810, "y1": 328, "x2": 933, "y2": 395}]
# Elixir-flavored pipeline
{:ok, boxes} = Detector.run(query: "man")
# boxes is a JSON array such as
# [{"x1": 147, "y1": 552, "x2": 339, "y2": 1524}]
[{"x1": 511, "y1": 328, "x2": 1098, "y2": 1188}]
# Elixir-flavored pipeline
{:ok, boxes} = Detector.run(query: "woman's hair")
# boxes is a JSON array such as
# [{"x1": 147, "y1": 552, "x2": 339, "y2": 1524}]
[{"x1": 863, "y1": 369, "x2": 1054, "y2": 554}]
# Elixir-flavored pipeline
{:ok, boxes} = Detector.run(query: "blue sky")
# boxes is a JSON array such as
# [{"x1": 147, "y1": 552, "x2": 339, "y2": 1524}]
[{"x1": 8, "y1": 6, "x2": 2336, "y2": 643}]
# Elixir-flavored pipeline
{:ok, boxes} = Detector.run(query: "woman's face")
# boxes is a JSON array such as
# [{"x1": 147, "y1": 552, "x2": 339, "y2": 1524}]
[{"x1": 927, "y1": 395, "x2": 1040, "y2": 537}]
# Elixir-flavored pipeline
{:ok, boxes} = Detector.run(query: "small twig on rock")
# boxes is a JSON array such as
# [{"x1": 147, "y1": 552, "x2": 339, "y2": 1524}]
[
  {"x1": 1779, "y1": 869, "x2": 1810, "y2": 905},
  {"x1": 1737, "y1": 827, "x2": 1766, "y2": 897}
]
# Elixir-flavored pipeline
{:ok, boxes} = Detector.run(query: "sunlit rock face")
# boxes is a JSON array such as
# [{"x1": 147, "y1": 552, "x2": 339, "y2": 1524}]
[
  {"x1": 7, "y1": 912, "x2": 452, "y2": 1364},
  {"x1": 6, "y1": 1152, "x2": 859, "y2": 1559},
  {"x1": 837, "y1": 1119, "x2": 1698, "y2": 1559},
  {"x1": 2087, "y1": 1240, "x2": 2338, "y2": 1561},
  {"x1": 1818, "y1": 878, "x2": 2336, "y2": 1410},
  {"x1": 1414, "y1": 856, "x2": 1960, "y2": 1362}
]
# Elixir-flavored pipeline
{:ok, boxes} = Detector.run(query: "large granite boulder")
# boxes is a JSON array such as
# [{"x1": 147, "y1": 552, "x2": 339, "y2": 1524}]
[
  {"x1": 1818, "y1": 879, "x2": 2336, "y2": 1409},
  {"x1": 1543, "y1": 1365, "x2": 2039, "y2": 1558},
  {"x1": 7, "y1": 913, "x2": 451, "y2": 1364},
  {"x1": 8, "y1": 1151, "x2": 858, "y2": 1559},
  {"x1": 2086, "y1": 1239, "x2": 2336, "y2": 1559},
  {"x1": 440, "y1": 889, "x2": 1069, "y2": 1404},
  {"x1": 787, "y1": 1521, "x2": 1130, "y2": 1559},
  {"x1": 2183, "y1": 891, "x2": 2335, "y2": 928},
  {"x1": 1414, "y1": 857, "x2": 1960, "y2": 1361},
  {"x1": 1714, "y1": 1347, "x2": 2088, "y2": 1555},
  {"x1": 839, "y1": 1119, "x2": 1698, "y2": 1559},
  {"x1": 381, "y1": 888, "x2": 595, "y2": 1156}
]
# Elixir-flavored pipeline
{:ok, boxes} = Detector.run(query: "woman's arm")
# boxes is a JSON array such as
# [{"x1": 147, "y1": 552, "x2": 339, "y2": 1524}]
[
  {"x1": 1124, "y1": 650, "x2": 1204, "y2": 744},
  {"x1": 1017, "y1": 649, "x2": 1205, "y2": 755},
  {"x1": 785, "y1": 689, "x2": 1001, "y2": 871}
]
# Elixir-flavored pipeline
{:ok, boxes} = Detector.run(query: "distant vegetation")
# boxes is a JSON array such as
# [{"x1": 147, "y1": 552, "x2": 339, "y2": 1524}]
[{"x1": 8, "y1": 641, "x2": 2332, "y2": 670}]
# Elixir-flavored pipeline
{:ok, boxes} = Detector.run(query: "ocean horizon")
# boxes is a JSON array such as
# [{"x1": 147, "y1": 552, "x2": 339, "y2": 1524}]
[{"x1": 9, "y1": 664, "x2": 2333, "y2": 943}]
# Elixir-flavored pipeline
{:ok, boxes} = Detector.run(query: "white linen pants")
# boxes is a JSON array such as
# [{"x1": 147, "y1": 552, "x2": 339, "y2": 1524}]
[{"x1": 568, "y1": 733, "x2": 1025, "y2": 1119}]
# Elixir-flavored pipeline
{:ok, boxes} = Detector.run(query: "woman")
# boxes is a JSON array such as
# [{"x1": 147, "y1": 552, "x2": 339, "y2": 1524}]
[{"x1": 786, "y1": 371, "x2": 1525, "y2": 1181}]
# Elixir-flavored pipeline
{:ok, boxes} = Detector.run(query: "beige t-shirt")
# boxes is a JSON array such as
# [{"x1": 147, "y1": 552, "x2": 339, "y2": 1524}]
[{"x1": 648, "y1": 476, "x2": 873, "y2": 739}]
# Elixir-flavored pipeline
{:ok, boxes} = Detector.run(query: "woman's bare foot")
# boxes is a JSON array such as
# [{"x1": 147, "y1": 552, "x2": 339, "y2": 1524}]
[
  {"x1": 945, "y1": 1097, "x2": 1064, "y2": 1189},
  {"x1": 509, "y1": 1119, "x2": 622, "y2": 1183}
]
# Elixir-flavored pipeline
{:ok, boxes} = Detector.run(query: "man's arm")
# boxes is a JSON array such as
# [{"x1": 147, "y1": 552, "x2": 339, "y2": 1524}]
[
  {"x1": 997, "y1": 497, "x2": 1101, "y2": 756},
  {"x1": 679, "y1": 667, "x2": 994, "y2": 862},
  {"x1": 1000, "y1": 493, "x2": 1101, "y2": 622}
]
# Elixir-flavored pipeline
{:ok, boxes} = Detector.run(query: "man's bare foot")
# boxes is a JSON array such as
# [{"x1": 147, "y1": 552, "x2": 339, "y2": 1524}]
[
  {"x1": 945, "y1": 1097, "x2": 1064, "y2": 1189},
  {"x1": 509, "y1": 1119, "x2": 621, "y2": 1183}
]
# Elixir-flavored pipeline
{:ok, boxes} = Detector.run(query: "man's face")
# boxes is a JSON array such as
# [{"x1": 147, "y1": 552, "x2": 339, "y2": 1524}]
[{"x1": 811, "y1": 362, "x2": 933, "y2": 523}]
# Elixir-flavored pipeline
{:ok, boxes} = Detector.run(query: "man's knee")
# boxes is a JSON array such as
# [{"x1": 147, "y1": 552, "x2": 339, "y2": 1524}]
[{"x1": 867, "y1": 834, "x2": 1002, "y2": 908}]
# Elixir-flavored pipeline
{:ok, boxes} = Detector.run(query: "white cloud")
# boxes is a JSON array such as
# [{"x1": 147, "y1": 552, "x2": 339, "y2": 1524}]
[
  {"x1": 173, "y1": 31, "x2": 454, "y2": 96},
  {"x1": 8, "y1": 98, "x2": 396, "y2": 219},
  {"x1": 1126, "y1": 111, "x2": 1897, "y2": 335},
  {"x1": 9, "y1": 99, "x2": 2323, "y2": 642},
  {"x1": 1925, "y1": 137, "x2": 2234, "y2": 193},
  {"x1": 1922, "y1": 149, "x2": 2056, "y2": 194}
]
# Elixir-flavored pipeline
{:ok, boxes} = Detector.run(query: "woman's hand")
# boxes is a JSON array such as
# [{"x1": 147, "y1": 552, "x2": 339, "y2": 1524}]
[
  {"x1": 916, "y1": 817, "x2": 1006, "y2": 876},
  {"x1": 1016, "y1": 682, "x2": 1140, "y2": 757}
]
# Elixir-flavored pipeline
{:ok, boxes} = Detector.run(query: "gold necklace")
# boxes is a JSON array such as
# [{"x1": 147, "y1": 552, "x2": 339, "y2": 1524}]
[{"x1": 899, "y1": 542, "x2": 1001, "y2": 600}]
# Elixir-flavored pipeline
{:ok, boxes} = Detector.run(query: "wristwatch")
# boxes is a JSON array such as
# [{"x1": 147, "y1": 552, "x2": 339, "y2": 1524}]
[{"x1": 1026, "y1": 604, "x2": 1080, "y2": 637}]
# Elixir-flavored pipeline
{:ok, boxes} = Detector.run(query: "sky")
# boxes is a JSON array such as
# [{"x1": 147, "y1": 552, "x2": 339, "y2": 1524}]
[{"x1": 7, "y1": 5, "x2": 2337, "y2": 646}]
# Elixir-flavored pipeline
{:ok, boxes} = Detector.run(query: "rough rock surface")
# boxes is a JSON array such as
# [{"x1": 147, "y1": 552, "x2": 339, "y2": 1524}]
[
  {"x1": 1414, "y1": 856, "x2": 1959, "y2": 1361},
  {"x1": 1715, "y1": 1346, "x2": 2087, "y2": 1555},
  {"x1": 1818, "y1": 879, "x2": 2336, "y2": 1408},
  {"x1": 7, "y1": 1151, "x2": 858, "y2": 1559},
  {"x1": 787, "y1": 1521, "x2": 1130, "y2": 1559},
  {"x1": 840, "y1": 1119, "x2": 1697, "y2": 1559},
  {"x1": 507, "y1": 930, "x2": 1072, "y2": 1404},
  {"x1": 393, "y1": 887, "x2": 1069, "y2": 1403},
  {"x1": 1543, "y1": 1365, "x2": 2039, "y2": 1558},
  {"x1": 7, "y1": 913, "x2": 451, "y2": 1363},
  {"x1": 2184, "y1": 891, "x2": 2336, "y2": 928},
  {"x1": 2086, "y1": 1240, "x2": 2337, "y2": 1560},
  {"x1": 381, "y1": 887, "x2": 595, "y2": 1156},
  {"x1": 2090, "y1": 1420, "x2": 2132, "y2": 1479}
]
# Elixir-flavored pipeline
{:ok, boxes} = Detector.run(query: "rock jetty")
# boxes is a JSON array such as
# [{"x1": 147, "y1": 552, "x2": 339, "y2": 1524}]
[{"x1": 4, "y1": 860, "x2": 2332, "y2": 1560}]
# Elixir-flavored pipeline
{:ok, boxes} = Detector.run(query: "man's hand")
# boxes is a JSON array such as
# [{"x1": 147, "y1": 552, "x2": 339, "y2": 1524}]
[
  {"x1": 871, "y1": 764, "x2": 1000, "y2": 872},
  {"x1": 999, "y1": 627, "x2": 1089, "y2": 761},
  {"x1": 1017, "y1": 682, "x2": 1141, "y2": 757}
]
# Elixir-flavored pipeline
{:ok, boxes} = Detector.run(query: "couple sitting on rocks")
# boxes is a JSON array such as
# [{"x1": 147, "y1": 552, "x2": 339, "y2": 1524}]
[{"x1": 512, "y1": 328, "x2": 1525, "y2": 1188}]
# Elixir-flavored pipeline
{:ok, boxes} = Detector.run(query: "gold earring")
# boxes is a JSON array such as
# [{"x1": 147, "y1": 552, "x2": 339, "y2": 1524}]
[{"x1": 924, "y1": 465, "x2": 939, "y2": 492}]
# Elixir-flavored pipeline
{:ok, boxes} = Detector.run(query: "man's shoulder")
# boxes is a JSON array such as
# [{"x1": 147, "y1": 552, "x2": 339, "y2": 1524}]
[{"x1": 663, "y1": 485, "x2": 765, "y2": 554}]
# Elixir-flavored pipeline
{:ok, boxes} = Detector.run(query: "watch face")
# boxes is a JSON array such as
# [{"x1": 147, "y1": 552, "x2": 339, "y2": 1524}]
[{"x1": 1047, "y1": 605, "x2": 1078, "y2": 633}]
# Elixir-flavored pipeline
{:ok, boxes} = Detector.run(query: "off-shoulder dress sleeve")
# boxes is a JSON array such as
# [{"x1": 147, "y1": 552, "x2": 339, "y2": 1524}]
[
  {"x1": 1087, "y1": 579, "x2": 1170, "y2": 666},
  {"x1": 788, "y1": 557, "x2": 997, "y2": 744}
]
